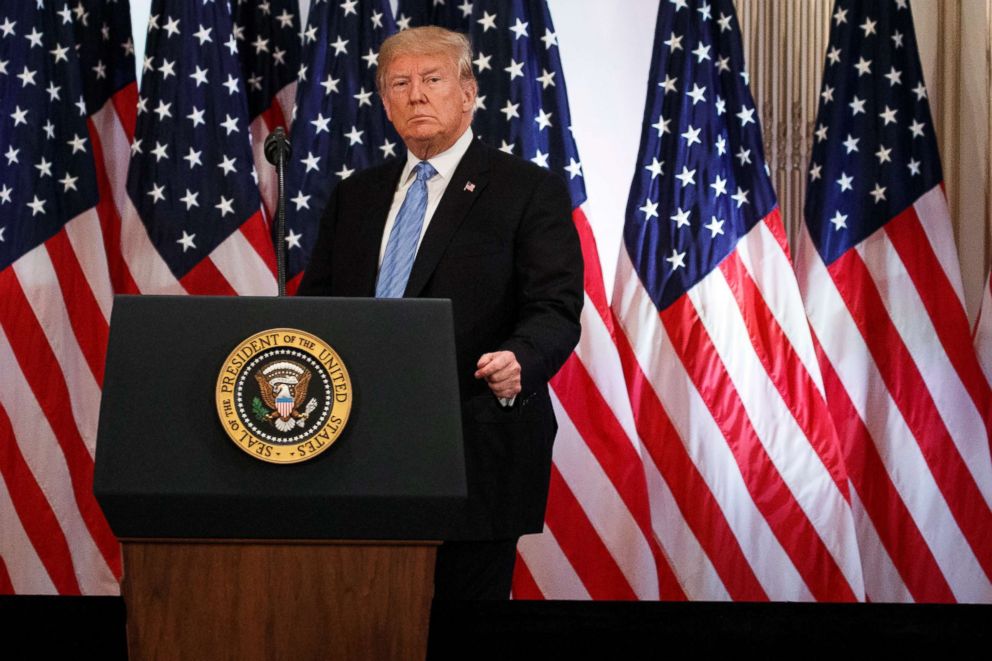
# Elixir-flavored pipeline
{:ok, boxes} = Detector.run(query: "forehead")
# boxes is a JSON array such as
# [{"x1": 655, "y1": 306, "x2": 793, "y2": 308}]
[{"x1": 384, "y1": 52, "x2": 457, "y2": 78}]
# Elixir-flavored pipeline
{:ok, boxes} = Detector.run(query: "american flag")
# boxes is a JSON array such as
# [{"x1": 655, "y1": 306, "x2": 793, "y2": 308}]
[
  {"x1": 0, "y1": 1, "x2": 124, "y2": 594},
  {"x1": 230, "y1": 0, "x2": 300, "y2": 227},
  {"x1": 799, "y1": 0, "x2": 992, "y2": 602},
  {"x1": 611, "y1": 0, "x2": 864, "y2": 600},
  {"x1": 122, "y1": 0, "x2": 276, "y2": 295},
  {"x1": 283, "y1": 0, "x2": 399, "y2": 292},
  {"x1": 400, "y1": 0, "x2": 679, "y2": 599}
]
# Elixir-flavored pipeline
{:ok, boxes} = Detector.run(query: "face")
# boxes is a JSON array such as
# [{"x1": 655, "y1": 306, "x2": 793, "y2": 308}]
[{"x1": 381, "y1": 52, "x2": 476, "y2": 159}]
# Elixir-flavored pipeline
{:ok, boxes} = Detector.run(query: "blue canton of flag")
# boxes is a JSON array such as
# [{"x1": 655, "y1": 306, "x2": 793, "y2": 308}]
[
  {"x1": 804, "y1": 0, "x2": 940, "y2": 262},
  {"x1": 395, "y1": 0, "x2": 474, "y2": 32},
  {"x1": 625, "y1": 0, "x2": 774, "y2": 312},
  {"x1": 284, "y1": 0, "x2": 399, "y2": 289},
  {"x1": 125, "y1": 0, "x2": 275, "y2": 292},
  {"x1": 466, "y1": 0, "x2": 587, "y2": 209},
  {"x1": 0, "y1": 3, "x2": 98, "y2": 270},
  {"x1": 71, "y1": 0, "x2": 136, "y2": 118},
  {"x1": 230, "y1": 0, "x2": 300, "y2": 123}
]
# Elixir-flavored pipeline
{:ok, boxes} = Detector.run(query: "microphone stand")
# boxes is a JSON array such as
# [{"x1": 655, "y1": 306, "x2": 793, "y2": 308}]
[{"x1": 264, "y1": 127, "x2": 292, "y2": 297}]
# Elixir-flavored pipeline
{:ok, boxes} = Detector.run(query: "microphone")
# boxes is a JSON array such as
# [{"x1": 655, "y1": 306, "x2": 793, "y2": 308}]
[{"x1": 264, "y1": 126, "x2": 292, "y2": 165}]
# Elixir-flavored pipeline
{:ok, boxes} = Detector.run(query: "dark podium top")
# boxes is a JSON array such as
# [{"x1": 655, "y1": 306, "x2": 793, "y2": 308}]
[{"x1": 94, "y1": 295, "x2": 466, "y2": 541}]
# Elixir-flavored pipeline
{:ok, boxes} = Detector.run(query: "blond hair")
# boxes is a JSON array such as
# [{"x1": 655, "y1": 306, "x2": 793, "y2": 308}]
[{"x1": 376, "y1": 26, "x2": 476, "y2": 95}]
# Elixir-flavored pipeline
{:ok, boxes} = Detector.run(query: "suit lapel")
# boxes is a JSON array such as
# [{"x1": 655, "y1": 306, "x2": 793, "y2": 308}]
[{"x1": 404, "y1": 139, "x2": 491, "y2": 297}]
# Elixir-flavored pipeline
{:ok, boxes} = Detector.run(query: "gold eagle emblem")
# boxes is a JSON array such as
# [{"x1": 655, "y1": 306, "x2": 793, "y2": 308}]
[{"x1": 254, "y1": 361, "x2": 317, "y2": 432}]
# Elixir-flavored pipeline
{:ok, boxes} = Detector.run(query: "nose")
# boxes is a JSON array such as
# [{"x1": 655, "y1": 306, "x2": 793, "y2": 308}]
[{"x1": 408, "y1": 78, "x2": 427, "y2": 103}]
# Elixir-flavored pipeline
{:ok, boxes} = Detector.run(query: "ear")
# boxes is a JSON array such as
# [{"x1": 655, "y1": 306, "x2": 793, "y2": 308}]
[{"x1": 460, "y1": 78, "x2": 477, "y2": 113}]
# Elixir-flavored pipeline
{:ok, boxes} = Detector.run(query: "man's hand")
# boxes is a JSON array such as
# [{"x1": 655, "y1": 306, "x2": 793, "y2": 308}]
[{"x1": 475, "y1": 351, "x2": 522, "y2": 399}]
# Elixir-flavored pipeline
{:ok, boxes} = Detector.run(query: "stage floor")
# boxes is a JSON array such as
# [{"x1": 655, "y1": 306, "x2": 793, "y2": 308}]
[{"x1": 3, "y1": 595, "x2": 989, "y2": 658}]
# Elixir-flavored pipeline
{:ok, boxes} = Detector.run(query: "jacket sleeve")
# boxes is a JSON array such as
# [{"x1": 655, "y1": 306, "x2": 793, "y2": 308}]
[{"x1": 498, "y1": 170, "x2": 584, "y2": 397}]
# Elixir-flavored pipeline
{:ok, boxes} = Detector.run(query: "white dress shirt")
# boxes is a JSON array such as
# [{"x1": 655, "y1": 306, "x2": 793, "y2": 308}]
[{"x1": 377, "y1": 127, "x2": 474, "y2": 266}]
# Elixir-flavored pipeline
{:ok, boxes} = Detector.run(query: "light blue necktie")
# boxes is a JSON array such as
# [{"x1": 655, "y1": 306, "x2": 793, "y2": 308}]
[{"x1": 376, "y1": 161, "x2": 437, "y2": 298}]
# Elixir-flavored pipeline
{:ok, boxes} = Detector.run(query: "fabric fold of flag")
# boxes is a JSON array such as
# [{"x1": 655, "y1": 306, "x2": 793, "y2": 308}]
[
  {"x1": 611, "y1": 0, "x2": 865, "y2": 601},
  {"x1": 799, "y1": 0, "x2": 992, "y2": 603}
]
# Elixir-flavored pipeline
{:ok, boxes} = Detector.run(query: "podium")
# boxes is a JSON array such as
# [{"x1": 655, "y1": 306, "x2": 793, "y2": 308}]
[{"x1": 94, "y1": 296, "x2": 466, "y2": 660}]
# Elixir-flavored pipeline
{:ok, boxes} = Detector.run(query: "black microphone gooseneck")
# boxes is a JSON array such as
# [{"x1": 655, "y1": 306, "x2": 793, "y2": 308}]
[{"x1": 264, "y1": 127, "x2": 292, "y2": 296}]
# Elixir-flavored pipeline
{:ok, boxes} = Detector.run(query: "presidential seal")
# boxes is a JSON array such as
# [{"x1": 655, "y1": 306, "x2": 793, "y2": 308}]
[{"x1": 216, "y1": 329, "x2": 352, "y2": 464}]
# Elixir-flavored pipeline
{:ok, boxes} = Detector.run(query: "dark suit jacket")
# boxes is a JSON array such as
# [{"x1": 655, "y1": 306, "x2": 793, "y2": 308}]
[{"x1": 298, "y1": 137, "x2": 584, "y2": 539}]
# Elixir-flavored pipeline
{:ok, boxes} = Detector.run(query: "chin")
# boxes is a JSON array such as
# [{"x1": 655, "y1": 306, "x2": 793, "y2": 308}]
[{"x1": 405, "y1": 130, "x2": 442, "y2": 144}]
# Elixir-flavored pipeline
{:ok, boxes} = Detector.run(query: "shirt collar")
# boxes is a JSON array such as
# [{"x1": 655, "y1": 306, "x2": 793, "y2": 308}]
[{"x1": 400, "y1": 128, "x2": 474, "y2": 185}]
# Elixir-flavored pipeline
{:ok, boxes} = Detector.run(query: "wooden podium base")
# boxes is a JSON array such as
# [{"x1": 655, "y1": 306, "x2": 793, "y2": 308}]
[{"x1": 121, "y1": 540, "x2": 437, "y2": 661}]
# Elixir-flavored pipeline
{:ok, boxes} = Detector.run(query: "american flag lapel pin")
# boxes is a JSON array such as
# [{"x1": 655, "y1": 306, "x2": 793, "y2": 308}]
[{"x1": 464, "y1": 181, "x2": 476, "y2": 192}]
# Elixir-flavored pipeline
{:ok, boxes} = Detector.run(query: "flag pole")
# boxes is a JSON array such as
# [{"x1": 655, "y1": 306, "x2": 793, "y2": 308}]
[{"x1": 265, "y1": 127, "x2": 292, "y2": 297}]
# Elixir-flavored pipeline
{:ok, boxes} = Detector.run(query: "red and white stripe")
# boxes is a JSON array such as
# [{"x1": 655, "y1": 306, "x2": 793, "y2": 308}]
[
  {"x1": 611, "y1": 209, "x2": 865, "y2": 602},
  {"x1": 0, "y1": 81, "x2": 138, "y2": 595},
  {"x1": 0, "y1": 210, "x2": 121, "y2": 595},
  {"x1": 513, "y1": 207, "x2": 683, "y2": 600},
  {"x1": 796, "y1": 185, "x2": 992, "y2": 603}
]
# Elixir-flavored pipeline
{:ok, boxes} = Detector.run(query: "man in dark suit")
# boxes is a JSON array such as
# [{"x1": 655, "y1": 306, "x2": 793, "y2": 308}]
[{"x1": 298, "y1": 26, "x2": 583, "y2": 600}]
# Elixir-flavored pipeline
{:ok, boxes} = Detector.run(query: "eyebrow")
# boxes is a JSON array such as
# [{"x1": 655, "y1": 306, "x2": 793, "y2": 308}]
[{"x1": 390, "y1": 66, "x2": 444, "y2": 79}]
